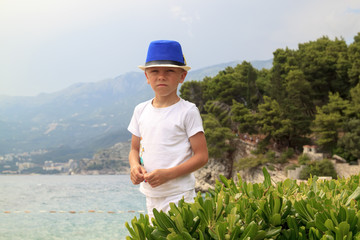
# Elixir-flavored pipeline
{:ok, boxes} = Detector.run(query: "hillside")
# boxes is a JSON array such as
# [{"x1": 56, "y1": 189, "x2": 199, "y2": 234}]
[{"x1": 0, "y1": 59, "x2": 272, "y2": 162}]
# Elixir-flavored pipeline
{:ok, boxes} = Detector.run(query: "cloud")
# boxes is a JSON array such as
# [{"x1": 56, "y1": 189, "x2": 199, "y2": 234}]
[
  {"x1": 170, "y1": 5, "x2": 200, "y2": 37},
  {"x1": 171, "y1": 5, "x2": 197, "y2": 24},
  {"x1": 270, "y1": 1, "x2": 360, "y2": 49},
  {"x1": 347, "y1": 8, "x2": 360, "y2": 14},
  {"x1": 1, "y1": 0, "x2": 360, "y2": 96}
]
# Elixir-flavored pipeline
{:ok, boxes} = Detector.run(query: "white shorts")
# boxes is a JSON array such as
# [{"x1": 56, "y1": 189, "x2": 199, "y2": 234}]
[{"x1": 146, "y1": 189, "x2": 196, "y2": 220}]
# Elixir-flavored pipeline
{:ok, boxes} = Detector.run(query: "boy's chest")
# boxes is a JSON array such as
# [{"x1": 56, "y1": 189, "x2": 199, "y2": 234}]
[{"x1": 138, "y1": 108, "x2": 186, "y2": 142}]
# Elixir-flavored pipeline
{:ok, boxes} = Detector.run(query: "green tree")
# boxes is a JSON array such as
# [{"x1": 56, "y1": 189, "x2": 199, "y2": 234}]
[
  {"x1": 202, "y1": 62, "x2": 259, "y2": 108},
  {"x1": 256, "y1": 96, "x2": 292, "y2": 146},
  {"x1": 180, "y1": 80, "x2": 205, "y2": 112},
  {"x1": 312, "y1": 92, "x2": 350, "y2": 152},
  {"x1": 204, "y1": 101, "x2": 232, "y2": 129},
  {"x1": 348, "y1": 32, "x2": 360, "y2": 86},
  {"x1": 202, "y1": 113, "x2": 235, "y2": 158},
  {"x1": 297, "y1": 36, "x2": 350, "y2": 104},
  {"x1": 339, "y1": 119, "x2": 360, "y2": 160},
  {"x1": 230, "y1": 100, "x2": 257, "y2": 134},
  {"x1": 345, "y1": 83, "x2": 360, "y2": 119},
  {"x1": 285, "y1": 69, "x2": 314, "y2": 116},
  {"x1": 337, "y1": 83, "x2": 360, "y2": 160},
  {"x1": 233, "y1": 61, "x2": 259, "y2": 109},
  {"x1": 202, "y1": 67, "x2": 243, "y2": 105},
  {"x1": 255, "y1": 68, "x2": 272, "y2": 97},
  {"x1": 281, "y1": 70, "x2": 314, "y2": 145}
]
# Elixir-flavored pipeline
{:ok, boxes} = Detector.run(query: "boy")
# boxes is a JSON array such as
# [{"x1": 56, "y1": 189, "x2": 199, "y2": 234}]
[{"x1": 127, "y1": 40, "x2": 208, "y2": 219}]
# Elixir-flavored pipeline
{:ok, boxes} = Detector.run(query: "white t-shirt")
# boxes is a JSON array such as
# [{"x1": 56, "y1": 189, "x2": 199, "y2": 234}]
[{"x1": 127, "y1": 98, "x2": 204, "y2": 197}]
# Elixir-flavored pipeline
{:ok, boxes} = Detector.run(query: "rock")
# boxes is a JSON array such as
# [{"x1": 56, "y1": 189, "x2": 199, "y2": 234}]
[
  {"x1": 332, "y1": 154, "x2": 347, "y2": 163},
  {"x1": 195, "y1": 156, "x2": 232, "y2": 192},
  {"x1": 235, "y1": 165, "x2": 288, "y2": 184},
  {"x1": 195, "y1": 139, "x2": 289, "y2": 192}
]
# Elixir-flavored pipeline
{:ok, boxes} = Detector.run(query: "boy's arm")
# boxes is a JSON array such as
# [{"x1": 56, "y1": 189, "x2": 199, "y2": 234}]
[
  {"x1": 128, "y1": 134, "x2": 146, "y2": 185},
  {"x1": 144, "y1": 131, "x2": 208, "y2": 188}
]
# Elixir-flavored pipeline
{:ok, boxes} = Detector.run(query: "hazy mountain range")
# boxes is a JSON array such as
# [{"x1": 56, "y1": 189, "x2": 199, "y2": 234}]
[{"x1": 0, "y1": 59, "x2": 272, "y2": 160}]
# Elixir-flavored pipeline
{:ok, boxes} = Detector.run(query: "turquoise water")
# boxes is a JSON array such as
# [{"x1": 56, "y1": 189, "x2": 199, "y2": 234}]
[{"x1": 0, "y1": 175, "x2": 146, "y2": 240}]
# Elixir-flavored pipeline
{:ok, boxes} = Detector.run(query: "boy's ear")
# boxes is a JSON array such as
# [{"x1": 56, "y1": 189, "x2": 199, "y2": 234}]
[
  {"x1": 180, "y1": 70, "x2": 187, "y2": 83},
  {"x1": 145, "y1": 72, "x2": 150, "y2": 84}
]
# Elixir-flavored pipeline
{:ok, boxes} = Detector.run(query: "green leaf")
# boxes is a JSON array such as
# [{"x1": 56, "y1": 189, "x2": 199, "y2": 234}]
[
  {"x1": 189, "y1": 217, "x2": 201, "y2": 235},
  {"x1": 270, "y1": 213, "x2": 281, "y2": 226},
  {"x1": 287, "y1": 215, "x2": 298, "y2": 237},
  {"x1": 264, "y1": 226, "x2": 282, "y2": 238},
  {"x1": 125, "y1": 221, "x2": 137, "y2": 238},
  {"x1": 153, "y1": 209, "x2": 177, "y2": 233},
  {"x1": 198, "y1": 230, "x2": 205, "y2": 240},
  {"x1": 239, "y1": 221, "x2": 258, "y2": 240},
  {"x1": 134, "y1": 223, "x2": 146, "y2": 240},
  {"x1": 245, "y1": 207, "x2": 254, "y2": 225},
  {"x1": 347, "y1": 208, "x2": 358, "y2": 231},
  {"x1": 204, "y1": 199, "x2": 214, "y2": 222},
  {"x1": 169, "y1": 202, "x2": 181, "y2": 215},
  {"x1": 314, "y1": 212, "x2": 328, "y2": 232},
  {"x1": 150, "y1": 229, "x2": 168, "y2": 239},
  {"x1": 325, "y1": 219, "x2": 335, "y2": 232},
  {"x1": 263, "y1": 167, "x2": 271, "y2": 189},
  {"x1": 281, "y1": 200, "x2": 292, "y2": 220},
  {"x1": 172, "y1": 214, "x2": 184, "y2": 232},
  {"x1": 196, "y1": 210, "x2": 207, "y2": 226},
  {"x1": 230, "y1": 226, "x2": 241, "y2": 240},
  {"x1": 215, "y1": 222, "x2": 227, "y2": 239},
  {"x1": 330, "y1": 210, "x2": 339, "y2": 226},
  {"x1": 220, "y1": 175, "x2": 230, "y2": 188},
  {"x1": 345, "y1": 186, "x2": 360, "y2": 206},
  {"x1": 253, "y1": 230, "x2": 266, "y2": 240},
  {"x1": 272, "y1": 193, "x2": 282, "y2": 214},
  {"x1": 338, "y1": 221, "x2": 350, "y2": 237},
  {"x1": 294, "y1": 200, "x2": 313, "y2": 222}
]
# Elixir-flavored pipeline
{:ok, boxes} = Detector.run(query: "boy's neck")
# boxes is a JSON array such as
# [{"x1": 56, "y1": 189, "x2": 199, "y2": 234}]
[{"x1": 152, "y1": 95, "x2": 180, "y2": 108}]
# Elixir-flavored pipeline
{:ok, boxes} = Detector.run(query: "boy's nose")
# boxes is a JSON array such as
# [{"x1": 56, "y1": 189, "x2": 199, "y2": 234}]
[{"x1": 157, "y1": 72, "x2": 166, "y2": 80}]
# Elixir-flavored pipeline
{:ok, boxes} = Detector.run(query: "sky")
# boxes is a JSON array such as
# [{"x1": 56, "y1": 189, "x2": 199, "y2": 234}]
[{"x1": 1, "y1": 0, "x2": 360, "y2": 97}]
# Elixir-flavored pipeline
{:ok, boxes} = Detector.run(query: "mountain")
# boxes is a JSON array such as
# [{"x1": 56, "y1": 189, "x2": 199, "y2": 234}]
[
  {"x1": 0, "y1": 72, "x2": 153, "y2": 156},
  {"x1": 0, "y1": 59, "x2": 272, "y2": 160}
]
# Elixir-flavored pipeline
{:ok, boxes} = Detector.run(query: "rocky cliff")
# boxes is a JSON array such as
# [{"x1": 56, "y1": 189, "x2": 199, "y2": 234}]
[
  {"x1": 194, "y1": 138, "x2": 288, "y2": 192},
  {"x1": 79, "y1": 138, "x2": 289, "y2": 189},
  {"x1": 76, "y1": 141, "x2": 131, "y2": 175}
]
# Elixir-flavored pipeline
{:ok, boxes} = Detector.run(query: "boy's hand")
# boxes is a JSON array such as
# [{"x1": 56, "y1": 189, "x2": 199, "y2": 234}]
[
  {"x1": 130, "y1": 165, "x2": 147, "y2": 185},
  {"x1": 144, "y1": 169, "x2": 171, "y2": 188}
]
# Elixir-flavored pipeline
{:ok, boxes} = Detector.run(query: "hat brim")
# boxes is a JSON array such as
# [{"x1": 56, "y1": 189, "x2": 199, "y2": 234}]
[{"x1": 138, "y1": 64, "x2": 191, "y2": 71}]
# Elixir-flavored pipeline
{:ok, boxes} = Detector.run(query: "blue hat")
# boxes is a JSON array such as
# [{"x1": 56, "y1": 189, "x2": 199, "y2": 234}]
[{"x1": 139, "y1": 40, "x2": 191, "y2": 71}]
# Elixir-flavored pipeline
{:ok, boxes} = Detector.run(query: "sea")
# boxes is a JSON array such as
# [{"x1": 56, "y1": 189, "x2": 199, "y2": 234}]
[{"x1": 0, "y1": 175, "x2": 146, "y2": 240}]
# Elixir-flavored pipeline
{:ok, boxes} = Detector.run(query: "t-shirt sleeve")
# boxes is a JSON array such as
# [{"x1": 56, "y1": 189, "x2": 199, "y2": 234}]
[
  {"x1": 185, "y1": 105, "x2": 204, "y2": 138},
  {"x1": 127, "y1": 106, "x2": 141, "y2": 137}
]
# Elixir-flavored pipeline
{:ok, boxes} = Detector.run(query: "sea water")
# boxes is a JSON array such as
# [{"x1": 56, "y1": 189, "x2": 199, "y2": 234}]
[{"x1": 0, "y1": 175, "x2": 146, "y2": 240}]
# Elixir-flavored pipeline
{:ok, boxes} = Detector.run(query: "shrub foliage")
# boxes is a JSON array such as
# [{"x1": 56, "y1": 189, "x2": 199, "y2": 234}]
[
  {"x1": 299, "y1": 159, "x2": 338, "y2": 180},
  {"x1": 126, "y1": 168, "x2": 360, "y2": 239}
]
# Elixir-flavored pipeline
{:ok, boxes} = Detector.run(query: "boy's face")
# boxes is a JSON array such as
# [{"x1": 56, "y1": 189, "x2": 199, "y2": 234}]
[{"x1": 145, "y1": 67, "x2": 187, "y2": 98}]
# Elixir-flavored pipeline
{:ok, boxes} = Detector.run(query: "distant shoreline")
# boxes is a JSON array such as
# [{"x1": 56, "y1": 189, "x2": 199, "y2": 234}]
[{"x1": 0, "y1": 171, "x2": 131, "y2": 176}]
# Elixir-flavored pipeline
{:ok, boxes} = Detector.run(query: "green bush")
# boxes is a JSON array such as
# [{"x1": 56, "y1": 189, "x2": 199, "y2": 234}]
[
  {"x1": 234, "y1": 155, "x2": 268, "y2": 170},
  {"x1": 284, "y1": 163, "x2": 299, "y2": 172},
  {"x1": 126, "y1": 168, "x2": 360, "y2": 239},
  {"x1": 252, "y1": 137, "x2": 270, "y2": 154},
  {"x1": 298, "y1": 153, "x2": 311, "y2": 165},
  {"x1": 266, "y1": 151, "x2": 276, "y2": 163},
  {"x1": 279, "y1": 148, "x2": 294, "y2": 163},
  {"x1": 299, "y1": 159, "x2": 338, "y2": 180}
]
